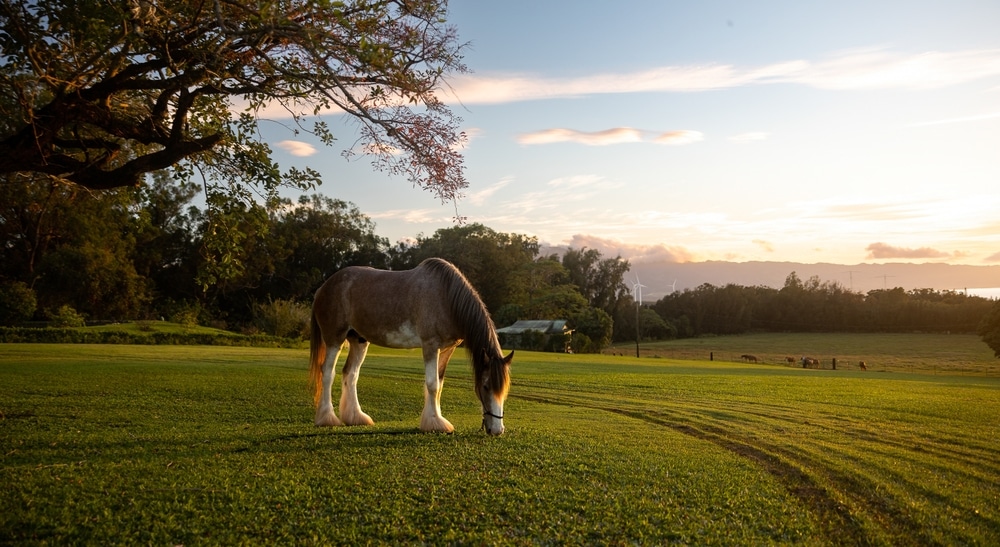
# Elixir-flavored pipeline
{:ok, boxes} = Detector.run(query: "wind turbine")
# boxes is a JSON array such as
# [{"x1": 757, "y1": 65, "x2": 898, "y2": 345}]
[
  {"x1": 633, "y1": 274, "x2": 646, "y2": 358},
  {"x1": 632, "y1": 274, "x2": 646, "y2": 306},
  {"x1": 668, "y1": 279, "x2": 678, "y2": 294}
]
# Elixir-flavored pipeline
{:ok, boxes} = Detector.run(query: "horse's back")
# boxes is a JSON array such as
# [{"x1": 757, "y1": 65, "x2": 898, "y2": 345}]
[{"x1": 313, "y1": 263, "x2": 457, "y2": 348}]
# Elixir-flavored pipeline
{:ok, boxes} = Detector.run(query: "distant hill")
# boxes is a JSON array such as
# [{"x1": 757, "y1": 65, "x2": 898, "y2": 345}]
[{"x1": 628, "y1": 261, "x2": 1000, "y2": 300}]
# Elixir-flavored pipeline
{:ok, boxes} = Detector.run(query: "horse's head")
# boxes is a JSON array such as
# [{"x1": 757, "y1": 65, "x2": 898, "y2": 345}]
[{"x1": 477, "y1": 350, "x2": 513, "y2": 435}]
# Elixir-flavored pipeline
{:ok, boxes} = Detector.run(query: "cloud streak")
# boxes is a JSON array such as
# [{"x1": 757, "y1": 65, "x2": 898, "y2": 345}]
[
  {"x1": 447, "y1": 48, "x2": 1000, "y2": 105},
  {"x1": 562, "y1": 234, "x2": 695, "y2": 264},
  {"x1": 276, "y1": 140, "x2": 317, "y2": 157},
  {"x1": 865, "y1": 242, "x2": 953, "y2": 260},
  {"x1": 518, "y1": 127, "x2": 702, "y2": 146}
]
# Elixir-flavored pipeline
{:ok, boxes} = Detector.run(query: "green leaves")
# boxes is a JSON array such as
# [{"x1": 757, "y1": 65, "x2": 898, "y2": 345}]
[
  {"x1": 1, "y1": 0, "x2": 469, "y2": 202},
  {"x1": 977, "y1": 300, "x2": 1000, "y2": 357}
]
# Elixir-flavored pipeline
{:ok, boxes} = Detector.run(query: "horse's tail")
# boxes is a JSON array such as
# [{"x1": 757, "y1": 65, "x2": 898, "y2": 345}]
[{"x1": 309, "y1": 311, "x2": 325, "y2": 407}]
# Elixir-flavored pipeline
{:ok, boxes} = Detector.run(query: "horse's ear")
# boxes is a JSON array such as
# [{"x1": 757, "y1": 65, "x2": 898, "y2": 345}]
[{"x1": 503, "y1": 350, "x2": 514, "y2": 365}]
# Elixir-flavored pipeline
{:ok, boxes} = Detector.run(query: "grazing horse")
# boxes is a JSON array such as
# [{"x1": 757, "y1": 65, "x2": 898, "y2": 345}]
[
  {"x1": 859, "y1": 360, "x2": 868, "y2": 371},
  {"x1": 785, "y1": 356, "x2": 796, "y2": 364},
  {"x1": 309, "y1": 258, "x2": 513, "y2": 435},
  {"x1": 741, "y1": 354, "x2": 758, "y2": 363}
]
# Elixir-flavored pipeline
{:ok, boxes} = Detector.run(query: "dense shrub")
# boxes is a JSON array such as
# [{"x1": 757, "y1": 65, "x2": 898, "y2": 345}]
[
  {"x1": 0, "y1": 327, "x2": 301, "y2": 348},
  {"x1": 253, "y1": 298, "x2": 311, "y2": 339},
  {"x1": 170, "y1": 306, "x2": 201, "y2": 328},
  {"x1": 47, "y1": 305, "x2": 86, "y2": 328},
  {"x1": 0, "y1": 281, "x2": 36, "y2": 325}
]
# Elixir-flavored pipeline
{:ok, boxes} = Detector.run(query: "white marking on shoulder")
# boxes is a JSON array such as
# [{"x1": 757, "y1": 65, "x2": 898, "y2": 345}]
[{"x1": 384, "y1": 322, "x2": 422, "y2": 348}]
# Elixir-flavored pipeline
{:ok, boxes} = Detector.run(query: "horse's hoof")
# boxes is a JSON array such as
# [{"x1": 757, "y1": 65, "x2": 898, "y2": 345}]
[
  {"x1": 343, "y1": 412, "x2": 374, "y2": 427},
  {"x1": 420, "y1": 415, "x2": 454, "y2": 434},
  {"x1": 314, "y1": 412, "x2": 343, "y2": 427}
]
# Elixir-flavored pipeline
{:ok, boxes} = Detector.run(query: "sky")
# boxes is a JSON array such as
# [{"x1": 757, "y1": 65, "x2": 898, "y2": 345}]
[{"x1": 265, "y1": 1, "x2": 1000, "y2": 268}]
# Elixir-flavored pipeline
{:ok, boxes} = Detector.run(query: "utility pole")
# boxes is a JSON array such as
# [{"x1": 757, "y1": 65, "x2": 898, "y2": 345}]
[{"x1": 842, "y1": 270, "x2": 860, "y2": 291}]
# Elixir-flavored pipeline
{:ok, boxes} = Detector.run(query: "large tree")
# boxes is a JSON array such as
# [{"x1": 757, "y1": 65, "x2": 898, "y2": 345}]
[
  {"x1": 977, "y1": 301, "x2": 1000, "y2": 358},
  {"x1": 0, "y1": 172, "x2": 150, "y2": 319},
  {"x1": 401, "y1": 224, "x2": 539, "y2": 315},
  {"x1": 561, "y1": 247, "x2": 630, "y2": 317},
  {"x1": 0, "y1": 0, "x2": 468, "y2": 200}
]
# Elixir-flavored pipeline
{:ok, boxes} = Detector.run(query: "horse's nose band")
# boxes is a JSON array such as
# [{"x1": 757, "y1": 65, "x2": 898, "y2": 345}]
[{"x1": 480, "y1": 410, "x2": 504, "y2": 432}]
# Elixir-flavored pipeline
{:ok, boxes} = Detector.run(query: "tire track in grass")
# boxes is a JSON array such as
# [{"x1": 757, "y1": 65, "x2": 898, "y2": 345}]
[{"x1": 513, "y1": 390, "x2": 926, "y2": 545}]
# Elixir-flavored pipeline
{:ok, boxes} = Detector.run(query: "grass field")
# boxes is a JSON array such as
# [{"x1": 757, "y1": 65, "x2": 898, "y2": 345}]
[
  {"x1": 2, "y1": 336, "x2": 999, "y2": 544},
  {"x1": 612, "y1": 332, "x2": 1000, "y2": 375}
]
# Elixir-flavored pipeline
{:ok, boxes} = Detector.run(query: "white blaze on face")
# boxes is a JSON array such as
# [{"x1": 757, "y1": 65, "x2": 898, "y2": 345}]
[
  {"x1": 384, "y1": 321, "x2": 422, "y2": 348},
  {"x1": 482, "y1": 390, "x2": 505, "y2": 436}
]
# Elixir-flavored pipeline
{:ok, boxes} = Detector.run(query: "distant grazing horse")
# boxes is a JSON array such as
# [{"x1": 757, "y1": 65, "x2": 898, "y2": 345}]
[
  {"x1": 859, "y1": 360, "x2": 868, "y2": 371},
  {"x1": 785, "y1": 356, "x2": 796, "y2": 364},
  {"x1": 801, "y1": 357, "x2": 819, "y2": 368},
  {"x1": 741, "y1": 354, "x2": 758, "y2": 363},
  {"x1": 309, "y1": 258, "x2": 513, "y2": 435}
]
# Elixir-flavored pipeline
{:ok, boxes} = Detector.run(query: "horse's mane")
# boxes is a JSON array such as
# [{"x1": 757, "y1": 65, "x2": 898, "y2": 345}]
[{"x1": 419, "y1": 258, "x2": 510, "y2": 398}]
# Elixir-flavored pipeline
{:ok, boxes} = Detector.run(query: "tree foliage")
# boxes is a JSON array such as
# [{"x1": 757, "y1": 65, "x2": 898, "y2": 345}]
[
  {"x1": 978, "y1": 301, "x2": 1000, "y2": 358},
  {"x1": 398, "y1": 224, "x2": 539, "y2": 314},
  {"x1": 653, "y1": 275, "x2": 994, "y2": 338},
  {"x1": 561, "y1": 247, "x2": 630, "y2": 317},
  {"x1": 0, "y1": 0, "x2": 469, "y2": 202}
]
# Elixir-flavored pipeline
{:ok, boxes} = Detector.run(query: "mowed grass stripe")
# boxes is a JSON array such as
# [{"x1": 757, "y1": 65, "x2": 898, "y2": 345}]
[
  {"x1": 510, "y1": 349, "x2": 1000, "y2": 544},
  {"x1": 3, "y1": 341, "x2": 999, "y2": 544}
]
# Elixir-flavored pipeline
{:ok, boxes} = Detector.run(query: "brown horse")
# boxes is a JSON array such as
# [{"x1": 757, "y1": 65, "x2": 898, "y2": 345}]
[{"x1": 309, "y1": 258, "x2": 513, "y2": 435}]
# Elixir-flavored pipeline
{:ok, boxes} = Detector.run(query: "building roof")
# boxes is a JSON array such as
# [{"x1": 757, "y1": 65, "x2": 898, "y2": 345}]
[{"x1": 496, "y1": 320, "x2": 569, "y2": 335}]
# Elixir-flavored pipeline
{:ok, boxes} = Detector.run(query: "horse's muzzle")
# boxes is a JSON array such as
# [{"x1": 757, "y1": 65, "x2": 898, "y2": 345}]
[{"x1": 481, "y1": 411, "x2": 505, "y2": 435}]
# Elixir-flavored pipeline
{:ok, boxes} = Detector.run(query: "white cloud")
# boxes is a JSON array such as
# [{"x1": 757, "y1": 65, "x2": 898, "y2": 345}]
[
  {"x1": 563, "y1": 234, "x2": 695, "y2": 263},
  {"x1": 360, "y1": 142, "x2": 403, "y2": 156},
  {"x1": 519, "y1": 127, "x2": 702, "y2": 146},
  {"x1": 446, "y1": 48, "x2": 1000, "y2": 105},
  {"x1": 865, "y1": 242, "x2": 952, "y2": 260},
  {"x1": 467, "y1": 178, "x2": 510, "y2": 206},
  {"x1": 518, "y1": 127, "x2": 644, "y2": 146},
  {"x1": 791, "y1": 47, "x2": 1000, "y2": 90},
  {"x1": 653, "y1": 130, "x2": 704, "y2": 145},
  {"x1": 753, "y1": 239, "x2": 775, "y2": 253},
  {"x1": 457, "y1": 127, "x2": 483, "y2": 149},
  {"x1": 276, "y1": 140, "x2": 317, "y2": 157},
  {"x1": 368, "y1": 208, "x2": 443, "y2": 224}
]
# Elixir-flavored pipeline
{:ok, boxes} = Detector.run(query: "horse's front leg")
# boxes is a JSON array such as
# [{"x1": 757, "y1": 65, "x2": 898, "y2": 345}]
[
  {"x1": 315, "y1": 342, "x2": 344, "y2": 427},
  {"x1": 339, "y1": 337, "x2": 374, "y2": 426},
  {"x1": 419, "y1": 345, "x2": 455, "y2": 433}
]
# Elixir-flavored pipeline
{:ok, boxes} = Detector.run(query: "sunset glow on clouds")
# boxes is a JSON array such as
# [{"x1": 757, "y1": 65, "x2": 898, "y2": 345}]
[
  {"x1": 517, "y1": 128, "x2": 703, "y2": 146},
  {"x1": 266, "y1": 1, "x2": 1000, "y2": 281},
  {"x1": 444, "y1": 48, "x2": 1000, "y2": 105}
]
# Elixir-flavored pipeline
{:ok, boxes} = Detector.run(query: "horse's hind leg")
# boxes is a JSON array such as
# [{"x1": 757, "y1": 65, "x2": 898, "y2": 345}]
[
  {"x1": 316, "y1": 342, "x2": 345, "y2": 427},
  {"x1": 339, "y1": 335, "x2": 374, "y2": 426},
  {"x1": 419, "y1": 345, "x2": 455, "y2": 434}
]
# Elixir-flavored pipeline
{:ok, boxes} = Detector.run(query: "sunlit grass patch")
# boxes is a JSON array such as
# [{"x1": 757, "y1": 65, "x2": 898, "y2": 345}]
[{"x1": 2, "y1": 343, "x2": 998, "y2": 544}]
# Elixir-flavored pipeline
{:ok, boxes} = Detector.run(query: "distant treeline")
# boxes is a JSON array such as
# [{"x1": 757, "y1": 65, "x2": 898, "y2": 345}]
[{"x1": 649, "y1": 272, "x2": 994, "y2": 338}]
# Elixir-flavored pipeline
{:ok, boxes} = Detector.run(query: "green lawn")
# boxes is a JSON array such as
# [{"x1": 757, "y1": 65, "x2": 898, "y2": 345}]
[
  {"x1": 613, "y1": 332, "x2": 999, "y2": 374},
  {"x1": 2, "y1": 341, "x2": 998, "y2": 544}
]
